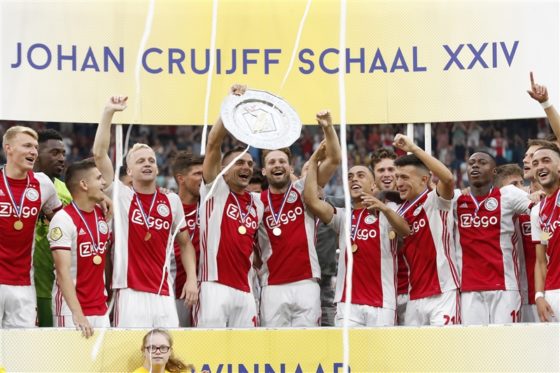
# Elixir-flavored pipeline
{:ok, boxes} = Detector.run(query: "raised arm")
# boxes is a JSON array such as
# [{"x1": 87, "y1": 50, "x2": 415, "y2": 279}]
[
  {"x1": 203, "y1": 84, "x2": 246, "y2": 184},
  {"x1": 92, "y1": 96, "x2": 128, "y2": 184},
  {"x1": 177, "y1": 231, "x2": 198, "y2": 307},
  {"x1": 393, "y1": 134, "x2": 454, "y2": 200},
  {"x1": 315, "y1": 110, "x2": 342, "y2": 187},
  {"x1": 303, "y1": 145, "x2": 334, "y2": 224},
  {"x1": 527, "y1": 72, "x2": 560, "y2": 140},
  {"x1": 361, "y1": 193, "x2": 410, "y2": 237}
]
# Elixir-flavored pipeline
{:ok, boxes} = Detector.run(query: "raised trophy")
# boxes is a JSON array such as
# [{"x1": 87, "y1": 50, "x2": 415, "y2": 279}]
[{"x1": 220, "y1": 89, "x2": 302, "y2": 149}]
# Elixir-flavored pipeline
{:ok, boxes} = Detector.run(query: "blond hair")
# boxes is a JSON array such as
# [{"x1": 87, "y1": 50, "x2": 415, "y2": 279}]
[
  {"x1": 2, "y1": 126, "x2": 38, "y2": 148},
  {"x1": 126, "y1": 143, "x2": 154, "y2": 164}
]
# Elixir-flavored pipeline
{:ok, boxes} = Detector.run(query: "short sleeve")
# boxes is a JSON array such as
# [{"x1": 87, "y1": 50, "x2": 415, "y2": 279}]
[
  {"x1": 48, "y1": 210, "x2": 74, "y2": 250},
  {"x1": 169, "y1": 193, "x2": 187, "y2": 233},
  {"x1": 327, "y1": 207, "x2": 344, "y2": 234},
  {"x1": 427, "y1": 189, "x2": 451, "y2": 211},
  {"x1": 502, "y1": 185, "x2": 530, "y2": 215},
  {"x1": 530, "y1": 204, "x2": 545, "y2": 244},
  {"x1": 37, "y1": 173, "x2": 62, "y2": 215}
]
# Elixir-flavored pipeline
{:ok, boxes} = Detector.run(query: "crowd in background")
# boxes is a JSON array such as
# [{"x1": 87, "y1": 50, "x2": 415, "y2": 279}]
[{"x1": 0, "y1": 117, "x2": 549, "y2": 191}]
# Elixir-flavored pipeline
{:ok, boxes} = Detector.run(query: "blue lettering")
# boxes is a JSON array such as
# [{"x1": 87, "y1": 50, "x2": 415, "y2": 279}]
[
  {"x1": 168, "y1": 48, "x2": 186, "y2": 74},
  {"x1": 265, "y1": 363, "x2": 285, "y2": 373},
  {"x1": 142, "y1": 47, "x2": 163, "y2": 74},
  {"x1": 191, "y1": 49, "x2": 210, "y2": 74},
  {"x1": 390, "y1": 47, "x2": 409, "y2": 72},
  {"x1": 298, "y1": 48, "x2": 314, "y2": 74},
  {"x1": 294, "y1": 364, "x2": 303, "y2": 373},
  {"x1": 501, "y1": 40, "x2": 518, "y2": 67},
  {"x1": 345, "y1": 47, "x2": 364, "y2": 73},
  {"x1": 316, "y1": 364, "x2": 325, "y2": 373},
  {"x1": 443, "y1": 44, "x2": 465, "y2": 70},
  {"x1": 226, "y1": 49, "x2": 237, "y2": 74},
  {"x1": 81, "y1": 47, "x2": 100, "y2": 71},
  {"x1": 368, "y1": 48, "x2": 387, "y2": 73},
  {"x1": 57, "y1": 44, "x2": 77, "y2": 71},
  {"x1": 492, "y1": 42, "x2": 498, "y2": 68},
  {"x1": 28, "y1": 43, "x2": 51, "y2": 70},
  {"x1": 11, "y1": 42, "x2": 22, "y2": 68},
  {"x1": 319, "y1": 48, "x2": 339, "y2": 74},
  {"x1": 467, "y1": 43, "x2": 488, "y2": 69},
  {"x1": 412, "y1": 46, "x2": 427, "y2": 72},
  {"x1": 243, "y1": 49, "x2": 259, "y2": 74},
  {"x1": 103, "y1": 47, "x2": 124, "y2": 72},
  {"x1": 334, "y1": 363, "x2": 351, "y2": 373},
  {"x1": 264, "y1": 48, "x2": 281, "y2": 74}
]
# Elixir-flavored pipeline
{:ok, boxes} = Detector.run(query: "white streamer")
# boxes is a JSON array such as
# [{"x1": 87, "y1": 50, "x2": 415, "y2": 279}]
[
  {"x1": 200, "y1": 0, "x2": 219, "y2": 156},
  {"x1": 280, "y1": 0, "x2": 312, "y2": 90},
  {"x1": 134, "y1": 0, "x2": 156, "y2": 121},
  {"x1": 338, "y1": 1, "x2": 352, "y2": 373}
]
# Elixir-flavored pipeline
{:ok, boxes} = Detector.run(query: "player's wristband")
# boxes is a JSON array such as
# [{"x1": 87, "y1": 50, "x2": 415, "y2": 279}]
[
  {"x1": 535, "y1": 291, "x2": 545, "y2": 301},
  {"x1": 541, "y1": 100, "x2": 553, "y2": 110}
]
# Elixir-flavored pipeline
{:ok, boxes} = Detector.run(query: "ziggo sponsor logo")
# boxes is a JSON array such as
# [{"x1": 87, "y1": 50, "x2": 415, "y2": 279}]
[
  {"x1": 0, "y1": 203, "x2": 38, "y2": 218},
  {"x1": 226, "y1": 203, "x2": 258, "y2": 229},
  {"x1": 459, "y1": 214, "x2": 498, "y2": 228},
  {"x1": 353, "y1": 227, "x2": 378, "y2": 240},
  {"x1": 79, "y1": 242, "x2": 108, "y2": 257},
  {"x1": 265, "y1": 206, "x2": 304, "y2": 229},
  {"x1": 131, "y1": 209, "x2": 171, "y2": 230}
]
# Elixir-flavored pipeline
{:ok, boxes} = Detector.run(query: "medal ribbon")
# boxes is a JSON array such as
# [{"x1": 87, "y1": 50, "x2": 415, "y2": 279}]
[
  {"x1": 539, "y1": 188, "x2": 560, "y2": 231},
  {"x1": 396, "y1": 188, "x2": 429, "y2": 217},
  {"x1": 469, "y1": 186, "x2": 494, "y2": 216},
  {"x1": 71, "y1": 202, "x2": 101, "y2": 254},
  {"x1": 2, "y1": 169, "x2": 29, "y2": 220},
  {"x1": 267, "y1": 183, "x2": 293, "y2": 228},
  {"x1": 230, "y1": 192, "x2": 254, "y2": 225},
  {"x1": 350, "y1": 208, "x2": 367, "y2": 243},
  {"x1": 133, "y1": 189, "x2": 158, "y2": 232}
]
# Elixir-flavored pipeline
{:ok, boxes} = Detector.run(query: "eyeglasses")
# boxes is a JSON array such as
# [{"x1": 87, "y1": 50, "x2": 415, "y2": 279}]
[{"x1": 145, "y1": 345, "x2": 170, "y2": 353}]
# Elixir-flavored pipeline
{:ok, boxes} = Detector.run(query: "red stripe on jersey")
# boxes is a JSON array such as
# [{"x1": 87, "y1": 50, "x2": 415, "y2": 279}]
[{"x1": 441, "y1": 211, "x2": 460, "y2": 288}]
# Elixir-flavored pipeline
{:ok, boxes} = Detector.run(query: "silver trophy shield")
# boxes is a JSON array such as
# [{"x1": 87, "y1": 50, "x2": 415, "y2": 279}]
[{"x1": 220, "y1": 89, "x2": 302, "y2": 150}]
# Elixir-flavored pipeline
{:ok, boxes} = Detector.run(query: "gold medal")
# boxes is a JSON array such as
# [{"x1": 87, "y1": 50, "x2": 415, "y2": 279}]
[
  {"x1": 272, "y1": 227, "x2": 282, "y2": 237},
  {"x1": 144, "y1": 232, "x2": 152, "y2": 241},
  {"x1": 389, "y1": 230, "x2": 396, "y2": 240},
  {"x1": 93, "y1": 255, "x2": 102, "y2": 265},
  {"x1": 351, "y1": 243, "x2": 358, "y2": 253},
  {"x1": 238, "y1": 225, "x2": 247, "y2": 235},
  {"x1": 13, "y1": 220, "x2": 23, "y2": 231},
  {"x1": 541, "y1": 231, "x2": 551, "y2": 241}
]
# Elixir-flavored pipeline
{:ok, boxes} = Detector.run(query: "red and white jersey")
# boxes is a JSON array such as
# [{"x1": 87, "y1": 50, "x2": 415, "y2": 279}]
[
  {"x1": 396, "y1": 251, "x2": 409, "y2": 296},
  {"x1": 330, "y1": 206, "x2": 397, "y2": 310},
  {"x1": 199, "y1": 176, "x2": 264, "y2": 293},
  {"x1": 48, "y1": 205, "x2": 110, "y2": 316},
  {"x1": 530, "y1": 188, "x2": 560, "y2": 291},
  {"x1": 111, "y1": 181, "x2": 187, "y2": 296},
  {"x1": 170, "y1": 202, "x2": 200, "y2": 299},
  {"x1": 400, "y1": 190, "x2": 459, "y2": 300},
  {"x1": 0, "y1": 170, "x2": 61, "y2": 286},
  {"x1": 454, "y1": 185, "x2": 529, "y2": 292},
  {"x1": 515, "y1": 214, "x2": 537, "y2": 305},
  {"x1": 257, "y1": 179, "x2": 320, "y2": 286}
]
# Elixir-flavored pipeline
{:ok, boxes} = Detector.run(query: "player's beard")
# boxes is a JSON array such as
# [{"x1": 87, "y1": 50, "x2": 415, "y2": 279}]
[{"x1": 268, "y1": 173, "x2": 290, "y2": 190}]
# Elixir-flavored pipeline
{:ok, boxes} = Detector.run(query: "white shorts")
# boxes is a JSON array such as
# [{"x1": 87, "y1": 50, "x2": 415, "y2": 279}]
[
  {"x1": 544, "y1": 289, "x2": 560, "y2": 322},
  {"x1": 335, "y1": 302, "x2": 395, "y2": 327},
  {"x1": 55, "y1": 314, "x2": 110, "y2": 328},
  {"x1": 405, "y1": 290, "x2": 460, "y2": 326},
  {"x1": 260, "y1": 279, "x2": 321, "y2": 327},
  {"x1": 0, "y1": 284, "x2": 36, "y2": 327},
  {"x1": 175, "y1": 298, "x2": 191, "y2": 327},
  {"x1": 396, "y1": 293, "x2": 408, "y2": 326},
  {"x1": 194, "y1": 282, "x2": 257, "y2": 328},
  {"x1": 521, "y1": 304, "x2": 539, "y2": 323},
  {"x1": 461, "y1": 290, "x2": 521, "y2": 325},
  {"x1": 113, "y1": 288, "x2": 178, "y2": 328}
]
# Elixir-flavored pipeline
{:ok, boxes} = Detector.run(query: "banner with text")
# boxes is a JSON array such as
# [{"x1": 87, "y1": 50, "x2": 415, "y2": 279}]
[{"x1": 0, "y1": 0, "x2": 558, "y2": 125}]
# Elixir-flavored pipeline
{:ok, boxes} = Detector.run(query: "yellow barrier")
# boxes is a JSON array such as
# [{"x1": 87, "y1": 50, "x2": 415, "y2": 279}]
[
  {"x1": 1, "y1": 0, "x2": 558, "y2": 125},
  {"x1": 1, "y1": 324, "x2": 559, "y2": 372}
]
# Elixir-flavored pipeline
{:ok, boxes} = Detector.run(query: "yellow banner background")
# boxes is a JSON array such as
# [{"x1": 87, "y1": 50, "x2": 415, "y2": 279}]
[
  {"x1": 0, "y1": 0, "x2": 558, "y2": 125},
  {"x1": 0, "y1": 325, "x2": 559, "y2": 372}
]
